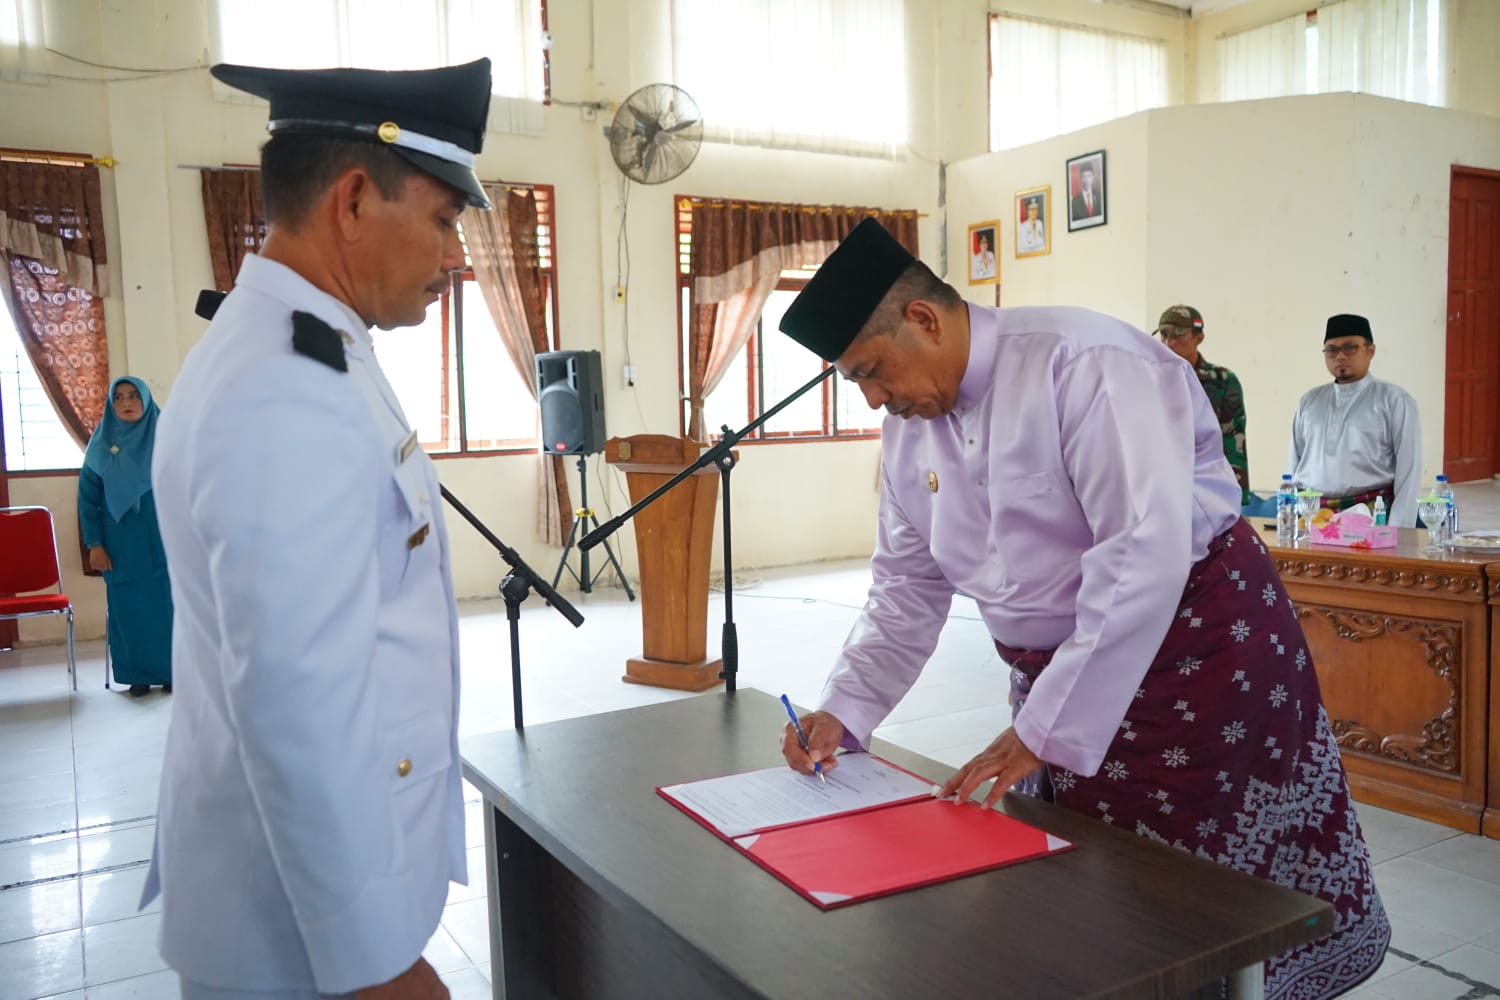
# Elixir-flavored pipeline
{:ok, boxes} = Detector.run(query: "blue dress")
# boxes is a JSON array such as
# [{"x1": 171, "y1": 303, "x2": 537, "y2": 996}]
[{"x1": 78, "y1": 468, "x2": 173, "y2": 686}]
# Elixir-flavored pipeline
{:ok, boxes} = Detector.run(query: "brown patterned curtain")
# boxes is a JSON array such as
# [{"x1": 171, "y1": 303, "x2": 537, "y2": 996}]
[
  {"x1": 464, "y1": 184, "x2": 571, "y2": 545},
  {"x1": 0, "y1": 160, "x2": 112, "y2": 446},
  {"x1": 685, "y1": 200, "x2": 919, "y2": 440},
  {"x1": 200, "y1": 169, "x2": 267, "y2": 290}
]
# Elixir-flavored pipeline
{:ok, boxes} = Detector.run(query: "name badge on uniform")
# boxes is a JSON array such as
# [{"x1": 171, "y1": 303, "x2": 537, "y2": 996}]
[
  {"x1": 407, "y1": 523, "x2": 430, "y2": 549},
  {"x1": 398, "y1": 429, "x2": 419, "y2": 464}
]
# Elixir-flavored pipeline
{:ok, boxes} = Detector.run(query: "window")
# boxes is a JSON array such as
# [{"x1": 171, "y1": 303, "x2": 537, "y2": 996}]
[
  {"x1": 988, "y1": 14, "x2": 1168, "y2": 152},
  {"x1": 0, "y1": 303, "x2": 82, "y2": 472},
  {"x1": 676, "y1": 208, "x2": 882, "y2": 442},
  {"x1": 1317, "y1": 0, "x2": 1445, "y2": 107},
  {"x1": 672, "y1": 0, "x2": 908, "y2": 157},
  {"x1": 1217, "y1": 0, "x2": 1447, "y2": 107},
  {"x1": 372, "y1": 185, "x2": 558, "y2": 455},
  {"x1": 1217, "y1": 11, "x2": 1312, "y2": 102},
  {"x1": 209, "y1": 0, "x2": 550, "y2": 131},
  {"x1": 0, "y1": 0, "x2": 45, "y2": 81}
]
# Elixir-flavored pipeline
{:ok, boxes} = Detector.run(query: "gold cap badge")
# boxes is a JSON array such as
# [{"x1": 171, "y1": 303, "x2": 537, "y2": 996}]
[{"x1": 377, "y1": 121, "x2": 401, "y2": 144}]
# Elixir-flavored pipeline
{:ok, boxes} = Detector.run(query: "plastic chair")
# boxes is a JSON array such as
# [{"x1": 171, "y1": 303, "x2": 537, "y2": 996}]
[{"x1": 0, "y1": 506, "x2": 78, "y2": 690}]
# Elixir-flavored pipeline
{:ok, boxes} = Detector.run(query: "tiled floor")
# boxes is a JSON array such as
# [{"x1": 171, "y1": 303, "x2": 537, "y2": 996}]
[{"x1": 7, "y1": 479, "x2": 1500, "y2": 999}]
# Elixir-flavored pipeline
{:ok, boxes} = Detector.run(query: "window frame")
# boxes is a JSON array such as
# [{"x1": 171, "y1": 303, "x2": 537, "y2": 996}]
[
  {"x1": 675, "y1": 198, "x2": 881, "y2": 445},
  {"x1": 423, "y1": 182, "x2": 559, "y2": 460},
  {"x1": 0, "y1": 150, "x2": 98, "y2": 478}
]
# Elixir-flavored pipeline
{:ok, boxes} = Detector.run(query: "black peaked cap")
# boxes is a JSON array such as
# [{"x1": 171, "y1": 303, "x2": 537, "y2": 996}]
[
  {"x1": 211, "y1": 59, "x2": 493, "y2": 209},
  {"x1": 1325, "y1": 313, "x2": 1373, "y2": 342},
  {"x1": 778, "y1": 218, "x2": 917, "y2": 363}
]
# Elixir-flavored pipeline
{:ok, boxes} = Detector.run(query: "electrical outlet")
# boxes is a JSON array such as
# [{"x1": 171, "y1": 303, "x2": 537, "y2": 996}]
[
  {"x1": 581, "y1": 104, "x2": 596, "y2": 121},
  {"x1": 613, "y1": 285, "x2": 626, "y2": 304},
  {"x1": 623, "y1": 365, "x2": 635, "y2": 388}
]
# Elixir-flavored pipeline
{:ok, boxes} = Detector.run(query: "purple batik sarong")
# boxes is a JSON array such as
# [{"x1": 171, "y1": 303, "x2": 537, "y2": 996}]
[{"x1": 1001, "y1": 518, "x2": 1390, "y2": 1000}]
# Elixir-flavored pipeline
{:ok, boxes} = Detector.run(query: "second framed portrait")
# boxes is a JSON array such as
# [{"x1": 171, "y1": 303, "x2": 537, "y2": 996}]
[
  {"x1": 1014, "y1": 186, "x2": 1050, "y2": 258},
  {"x1": 967, "y1": 221, "x2": 1000, "y2": 285}
]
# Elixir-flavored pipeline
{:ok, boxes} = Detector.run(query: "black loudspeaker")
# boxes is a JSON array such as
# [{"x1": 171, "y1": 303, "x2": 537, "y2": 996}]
[{"x1": 536, "y1": 350, "x2": 606, "y2": 455}]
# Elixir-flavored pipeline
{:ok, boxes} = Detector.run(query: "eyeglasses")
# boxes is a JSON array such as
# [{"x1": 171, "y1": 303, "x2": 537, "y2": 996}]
[
  {"x1": 1322, "y1": 343, "x2": 1367, "y2": 358},
  {"x1": 1156, "y1": 328, "x2": 1195, "y2": 340}
]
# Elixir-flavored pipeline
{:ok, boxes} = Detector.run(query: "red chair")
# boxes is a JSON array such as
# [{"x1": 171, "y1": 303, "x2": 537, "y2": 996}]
[{"x1": 0, "y1": 506, "x2": 77, "y2": 690}]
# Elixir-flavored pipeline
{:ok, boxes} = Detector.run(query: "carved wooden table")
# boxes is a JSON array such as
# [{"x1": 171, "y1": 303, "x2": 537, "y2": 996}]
[{"x1": 1257, "y1": 520, "x2": 1500, "y2": 836}]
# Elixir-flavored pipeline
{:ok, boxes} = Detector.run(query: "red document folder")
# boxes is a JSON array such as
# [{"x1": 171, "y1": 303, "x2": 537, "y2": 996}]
[{"x1": 659, "y1": 757, "x2": 1072, "y2": 910}]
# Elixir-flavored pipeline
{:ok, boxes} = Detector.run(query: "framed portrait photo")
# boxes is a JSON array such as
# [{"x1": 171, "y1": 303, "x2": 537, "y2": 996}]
[
  {"x1": 1014, "y1": 185, "x2": 1050, "y2": 259},
  {"x1": 1065, "y1": 150, "x2": 1107, "y2": 232},
  {"x1": 967, "y1": 220, "x2": 1000, "y2": 285}
]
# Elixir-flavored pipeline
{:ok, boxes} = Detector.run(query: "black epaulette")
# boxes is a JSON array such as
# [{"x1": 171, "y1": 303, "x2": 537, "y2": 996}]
[{"x1": 291, "y1": 311, "x2": 348, "y2": 372}]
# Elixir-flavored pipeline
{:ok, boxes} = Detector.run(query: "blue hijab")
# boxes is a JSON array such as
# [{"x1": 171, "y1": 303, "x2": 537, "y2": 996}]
[{"x1": 82, "y1": 375, "x2": 160, "y2": 522}]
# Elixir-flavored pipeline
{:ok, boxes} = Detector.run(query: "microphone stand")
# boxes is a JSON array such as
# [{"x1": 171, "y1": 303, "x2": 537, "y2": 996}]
[
  {"x1": 440, "y1": 485, "x2": 584, "y2": 729},
  {"x1": 578, "y1": 366, "x2": 836, "y2": 693}
]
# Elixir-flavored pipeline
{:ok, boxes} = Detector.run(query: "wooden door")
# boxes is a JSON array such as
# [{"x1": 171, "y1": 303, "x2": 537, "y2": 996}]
[
  {"x1": 0, "y1": 386, "x2": 14, "y2": 649},
  {"x1": 1445, "y1": 167, "x2": 1500, "y2": 482}
]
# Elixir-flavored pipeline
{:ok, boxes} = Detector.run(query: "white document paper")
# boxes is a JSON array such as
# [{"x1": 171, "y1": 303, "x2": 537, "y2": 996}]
[{"x1": 660, "y1": 754, "x2": 934, "y2": 838}]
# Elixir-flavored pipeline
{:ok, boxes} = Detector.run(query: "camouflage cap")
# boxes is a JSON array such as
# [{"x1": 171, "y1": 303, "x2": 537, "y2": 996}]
[{"x1": 1154, "y1": 304, "x2": 1203, "y2": 336}]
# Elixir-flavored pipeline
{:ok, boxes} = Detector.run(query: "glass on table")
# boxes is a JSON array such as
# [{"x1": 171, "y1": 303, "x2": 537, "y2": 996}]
[
  {"x1": 1418, "y1": 496, "x2": 1450, "y2": 552},
  {"x1": 1293, "y1": 489, "x2": 1323, "y2": 542}
]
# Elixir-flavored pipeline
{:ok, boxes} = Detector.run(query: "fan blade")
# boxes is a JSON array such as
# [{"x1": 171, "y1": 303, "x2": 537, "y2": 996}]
[
  {"x1": 629, "y1": 105, "x2": 658, "y2": 133},
  {"x1": 641, "y1": 141, "x2": 659, "y2": 178},
  {"x1": 664, "y1": 117, "x2": 699, "y2": 133}
]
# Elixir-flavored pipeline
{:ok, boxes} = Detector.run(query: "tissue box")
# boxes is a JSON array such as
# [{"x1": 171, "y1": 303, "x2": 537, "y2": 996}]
[{"x1": 1308, "y1": 512, "x2": 1397, "y2": 549}]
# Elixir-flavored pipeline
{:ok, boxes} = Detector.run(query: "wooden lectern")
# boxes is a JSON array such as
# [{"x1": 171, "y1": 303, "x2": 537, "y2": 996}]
[{"x1": 604, "y1": 435, "x2": 729, "y2": 691}]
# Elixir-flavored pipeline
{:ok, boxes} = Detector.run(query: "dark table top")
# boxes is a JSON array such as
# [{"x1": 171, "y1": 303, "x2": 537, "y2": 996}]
[{"x1": 461, "y1": 689, "x2": 1334, "y2": 1000}]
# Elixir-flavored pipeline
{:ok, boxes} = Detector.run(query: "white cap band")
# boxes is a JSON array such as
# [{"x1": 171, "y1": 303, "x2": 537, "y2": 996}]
[{"x1": 268, "y1": 118, "x2": 477, "y2": 169}]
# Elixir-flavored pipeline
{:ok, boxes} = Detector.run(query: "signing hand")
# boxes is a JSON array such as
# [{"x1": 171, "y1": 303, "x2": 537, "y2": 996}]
[
  {"x1": 356, "y1": 958, "x2": 449, "y2": 1000},
  {"x1": 937, "y1": 726, "x2": 1043, "y2": 809},
  {"x1": 781, "y1": 710, "x2": 845, "y2": 776},
  {"x1": 88, "y1": 546, "x2": 113, "y2": 572}
]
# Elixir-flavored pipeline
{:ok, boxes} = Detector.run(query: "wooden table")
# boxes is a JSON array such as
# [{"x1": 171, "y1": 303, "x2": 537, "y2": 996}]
[
  {"x1": 461, "y1": 690, "x2": 1333, "y2": 999},
  {"x1": 1255, "y1": 519, "x2": 1500, "y2": 836}
]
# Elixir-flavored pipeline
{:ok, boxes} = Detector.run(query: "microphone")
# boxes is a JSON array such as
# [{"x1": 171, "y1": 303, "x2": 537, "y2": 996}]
[{"x1": 195, "y1": 289, "x2": 226, "y2": 320}]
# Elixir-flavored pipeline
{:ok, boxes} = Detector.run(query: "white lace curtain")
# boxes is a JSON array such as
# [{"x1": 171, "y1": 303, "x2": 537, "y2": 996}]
[
  {"x1": 0, "y1": 0, "x2": 45, "y2": 81},
  {"x1": 209, "y1": 0, "x2": 546, "y2": 134},
  {"x1": 1216, "y1": 0, "x2": 1447, "y2": 108},
  {"x1": 1217, "y1": 12, "x2": 1309, "y2": 103},
  {"x1": 988, "y1": 13, "x2": 1168, "y2": 152},
  {"x1": 1319, "y1": 0, "x2": 1446, "y2": 106}
]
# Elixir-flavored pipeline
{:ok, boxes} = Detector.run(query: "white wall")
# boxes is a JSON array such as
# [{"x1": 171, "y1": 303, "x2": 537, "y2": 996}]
[
  {"x1": 946, "y1": 114, "x2": 1150, "y2": 323},
  {"x1": 946, "y1": 93, "x2": 1500, "y2": 501}
]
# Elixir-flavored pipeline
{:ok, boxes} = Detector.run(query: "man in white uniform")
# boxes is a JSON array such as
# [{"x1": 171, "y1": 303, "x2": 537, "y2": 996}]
[
  {"x1": 1287, "y1": 313, "x2": 1422, "y2": 526},
  {"x1": 146, "y1": 60, "x2": 493, "y2": 999}
]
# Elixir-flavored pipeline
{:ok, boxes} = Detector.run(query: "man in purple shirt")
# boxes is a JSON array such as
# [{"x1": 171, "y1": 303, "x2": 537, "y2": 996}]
[{"x1": 776, "y1": 219, "x2": 1387, "y2": 999}]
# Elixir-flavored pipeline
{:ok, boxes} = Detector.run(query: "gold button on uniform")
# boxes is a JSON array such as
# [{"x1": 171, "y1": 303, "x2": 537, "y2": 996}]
[{"x1": 397, "y1": 758, "x2": 413, "y2": 778}]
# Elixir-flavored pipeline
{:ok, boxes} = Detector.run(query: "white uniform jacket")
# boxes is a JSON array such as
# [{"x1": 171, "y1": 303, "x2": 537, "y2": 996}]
[{"x1": 145, "y1": 254, "x2": 466, "y2": 995}]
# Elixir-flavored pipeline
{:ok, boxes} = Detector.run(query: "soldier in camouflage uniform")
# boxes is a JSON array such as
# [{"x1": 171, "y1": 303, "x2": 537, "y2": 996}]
[{"x1": 1154, "y1": 305, "x2": 1250, "y2": 505}]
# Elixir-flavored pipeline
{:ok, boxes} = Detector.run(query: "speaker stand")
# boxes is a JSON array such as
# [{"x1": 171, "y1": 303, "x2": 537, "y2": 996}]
[{"x1": 551, "y1": 454, "x2": 636, "y2": 599}]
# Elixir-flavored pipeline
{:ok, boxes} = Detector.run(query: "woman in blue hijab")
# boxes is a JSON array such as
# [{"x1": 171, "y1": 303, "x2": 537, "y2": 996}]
[{"x1": 78, "y1": 376, "x2": 173, "y2": 696}]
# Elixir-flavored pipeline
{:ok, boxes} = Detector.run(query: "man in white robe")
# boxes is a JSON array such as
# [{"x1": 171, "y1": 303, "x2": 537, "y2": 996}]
[{"x1": 1286, "y1": 313, "x2": 1422, "y2": 526}]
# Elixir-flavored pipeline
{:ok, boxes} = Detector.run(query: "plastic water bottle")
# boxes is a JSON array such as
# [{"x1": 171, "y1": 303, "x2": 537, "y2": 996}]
[
  {"x1": 1276, "y1": 475, "x2": 1297, "y2": 543},
  {"x1": 1372, "y1": 496, "x2": 1387, "y2": 526},
  {"x1": 1436, "y1": 474, "x2": 1457, "y2": 541}
]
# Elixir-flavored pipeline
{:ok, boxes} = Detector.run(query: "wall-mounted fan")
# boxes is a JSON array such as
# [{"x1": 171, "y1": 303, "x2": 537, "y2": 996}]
[{"x1": 605, "y1": 83, "x2": 703, "y2": 185}]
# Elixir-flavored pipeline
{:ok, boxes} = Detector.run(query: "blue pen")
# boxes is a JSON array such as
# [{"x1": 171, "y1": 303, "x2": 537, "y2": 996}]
[{"x1": 780, "y1": 694, "x2": 826, "y2": 783}]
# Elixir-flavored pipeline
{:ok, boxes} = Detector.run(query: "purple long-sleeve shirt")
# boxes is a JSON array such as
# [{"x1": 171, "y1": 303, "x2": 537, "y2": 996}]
[{"x1": 821, "y1": 304, "x2": 1242, "y2": 777}]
